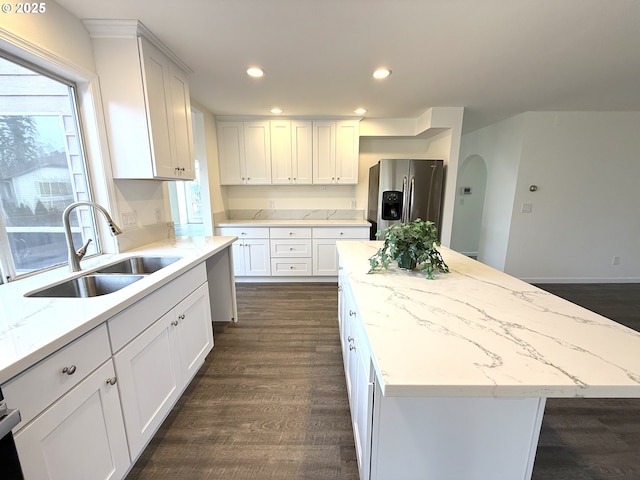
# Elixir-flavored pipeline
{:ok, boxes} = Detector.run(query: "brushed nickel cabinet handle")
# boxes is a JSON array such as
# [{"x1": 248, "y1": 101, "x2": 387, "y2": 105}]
[
  {"x1": 62, "y1": 365, "x2": 77, "y2": 375},
  {"x1": 106, "y1": 377, "x2": 117, "y2": 386}
]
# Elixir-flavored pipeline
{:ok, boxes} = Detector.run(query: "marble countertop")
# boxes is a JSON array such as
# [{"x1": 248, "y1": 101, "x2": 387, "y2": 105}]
[
  {"x1": 337, "y1": 240, "x2": 640, "y2": 398},
  {"x1": 0, "y1": 236, "x2": 236, "y2": 384},
  {"x1": 217, "y1": 219, "x2": 371, "y2": 227}
]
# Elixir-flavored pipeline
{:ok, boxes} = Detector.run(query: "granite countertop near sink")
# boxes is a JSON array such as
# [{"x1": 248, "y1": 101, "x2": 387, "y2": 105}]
[
  {"x1": 337, "y1": 240, "x2": 640, "y2": 398},
  {"x1": 0, "y1": 236, "x2": 235, "y2": 384}
]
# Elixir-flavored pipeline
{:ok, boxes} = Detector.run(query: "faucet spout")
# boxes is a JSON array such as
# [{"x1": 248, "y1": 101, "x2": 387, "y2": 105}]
[{"x1": 63, "y1": 201, "x2": 123, "y2": 272}]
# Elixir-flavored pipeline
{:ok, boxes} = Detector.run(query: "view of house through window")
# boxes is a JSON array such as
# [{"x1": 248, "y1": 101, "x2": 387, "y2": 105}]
[{"x1": 0, "y1": 54, "x2": 98, "y2": 281}]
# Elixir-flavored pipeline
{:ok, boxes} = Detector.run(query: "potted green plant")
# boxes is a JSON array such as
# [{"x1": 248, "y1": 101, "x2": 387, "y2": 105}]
[{"x1": 368, "y1": 218, "x2": 449, "y2": 279}]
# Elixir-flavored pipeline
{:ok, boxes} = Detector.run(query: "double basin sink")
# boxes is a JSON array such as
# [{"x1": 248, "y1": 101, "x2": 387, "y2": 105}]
[{"x1": 26, "y1": 256, "x2": 181, "y2": 298}]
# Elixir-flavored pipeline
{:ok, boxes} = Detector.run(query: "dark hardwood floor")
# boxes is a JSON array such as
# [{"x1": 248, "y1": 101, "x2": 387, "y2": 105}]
[
  {"x1": 126, "y1": 282, "x2": 640, "y2": 480},
  {"x1": 532, "y1": 283, "x2": 640, "y2": 480},
  {"x1": 126, "y1": 283, "x2": 359, "y2": 480}
]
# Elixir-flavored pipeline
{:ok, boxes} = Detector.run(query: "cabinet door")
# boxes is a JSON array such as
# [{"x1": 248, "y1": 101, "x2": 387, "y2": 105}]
[
  {"x1": 139, "y1": 37, "x2": 175, "y2": 179},
  {"x1": 217, "y1": 121, "x2": 245, "y2": 184},
  {"x1": 335, "y1": 120, "x2": 359, "y2": 184},
  {"x1": 230, "y1": 241, "x2": 246, "y2": 276},
  {"x1": 15, "y1": 361, "x2": 130, "y2": 480},
  {"x1": 169, "y1": 65, "x2": 194, "y2": 179},
  {"x1": 114, "y1": 311, "x2": 182, "y2": 459},
  {"x1": 291, "y1": 121, "x2": 312, "y2": 184},
  {"x1": 312, "y1": 121, "x2": 336, "y2": 184},
  {"x1": 313, "y1": 239, "x2": 339, "y2": 276},
  {"x1": 173, "y1": 283, "x2": 214, "y2": 384},
  {"x1": 270, "y1": 120, "x2": 293, "y2": 184},
  {"x1": 244, "y1": 121, "x2": 272, "y2": 184},
  {"x1": 244, "y1": 239, "x2": 271, "y2": 276}
]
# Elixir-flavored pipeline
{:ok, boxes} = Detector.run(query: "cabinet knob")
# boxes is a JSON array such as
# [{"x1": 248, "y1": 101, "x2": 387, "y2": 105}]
[
  {"x1": 289, "y1": 232, "x2": 293, "y2": 236},
  {"x1": 171, "y1": 320, "x2": 179, "y2": 326},
  {"x1": 106, "y1": 377, "x2": 117, "y2": 386},
  {"x1": 289, "y1": 266, "x2": 294, "y2": 270},
  {"x1": 178, "y1": 314, "x2": 186, "y2": 320},
  {"x1": 340, "y1": 232, "x2": 344, "y2": 236},
  {"x1": 349, "y1": 310, "x2": 356, "y2": 317},
  {"x1": 349, "y1": 344, "x2": 356, "y2": 351},
  {"x1": 289, "y1": 247, "x2": 294, "y2": 251},
  {"x1": 348, "y1": 336, "x2": 354, "y2": 343},
  {"x1": 62, "y1": 365, "x2": 77, "y2": 375}
]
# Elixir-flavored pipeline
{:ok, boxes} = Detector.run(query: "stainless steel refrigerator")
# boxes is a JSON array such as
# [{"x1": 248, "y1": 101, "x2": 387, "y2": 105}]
[{"x1": 367, "y1": 159, "x2": 444, "y2": 239}]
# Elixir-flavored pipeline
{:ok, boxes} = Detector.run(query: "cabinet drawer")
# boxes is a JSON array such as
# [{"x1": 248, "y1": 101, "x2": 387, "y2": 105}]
[
  {"x1": 269, "y1": 227, "x2": 312, "y2": 239},
  {"x1": 217, "y1": 227, "x2": 269, "y2": 238},
  {"x1": 2, "y1": 324, "x2": 111, "y2": 429},
  {"x1": 270, "y1": 258, "x2": 313, "y2": 276},
  {"x1": 270, "y1": 239, "x2": 312, "y2": 257},
  {"x1": 312, "y1": 227, "x2": 370, "y2": 239},
  {"x1": 108, "y1": 263, "x2": 206, "y2": 353}
]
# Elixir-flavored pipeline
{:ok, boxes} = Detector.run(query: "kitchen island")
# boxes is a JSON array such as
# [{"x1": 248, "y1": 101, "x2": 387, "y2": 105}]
[{"x1": 336, "y1": 240, "x2": 640, "y2": 480}]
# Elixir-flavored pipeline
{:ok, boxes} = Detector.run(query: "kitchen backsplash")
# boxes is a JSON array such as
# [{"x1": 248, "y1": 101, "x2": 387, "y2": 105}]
[
  {"x1": 117, "y1": 222, "x2": 175, "y2": 252},
  {"x1": 221, "y1": 209, "x2": 365, "y2": 221}
]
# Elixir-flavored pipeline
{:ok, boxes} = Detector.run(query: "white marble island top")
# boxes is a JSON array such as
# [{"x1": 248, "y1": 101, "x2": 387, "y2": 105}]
[
  {"x1": 0, "y1": 236, "x2": 236, "y2": 384},
  {"x1": 337, "y1": 240, "x2": 640, "y2": 398}
]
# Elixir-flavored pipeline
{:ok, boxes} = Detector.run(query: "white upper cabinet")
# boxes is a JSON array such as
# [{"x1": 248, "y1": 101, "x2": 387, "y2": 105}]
[
  {"x1": 217, "y1": 117, "x2": 358, "y2": 185},
  {"x1": 217, "y1": 121, "x2": 271, "y2": 185},
  {"x1": 85, "y1": 20, "x2": 194, "y2": 180},
  {"x1": 313, "y1": 120, "x2": 359, "y2": 184},
  {"x1": 244, "y1": 121, "x2": 272, "y2": 184},
  {"x1": 271, "y1": 120, "x2": 312, "y2": 184}
]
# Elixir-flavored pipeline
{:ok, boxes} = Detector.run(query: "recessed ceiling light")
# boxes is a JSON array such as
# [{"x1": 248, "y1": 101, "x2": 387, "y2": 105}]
[
  {"x1": 373, "y1": 68, "x2": 392, "y2": 79},
  {"x1": 270, "y1": 107, "x2": 283, "y2": 114},
  {"x1": 354, "y1": 108, "x2": 367, "y2": 115},
  {"x1": 246, "y1": 67, "x2": 264, "y2": 78}
]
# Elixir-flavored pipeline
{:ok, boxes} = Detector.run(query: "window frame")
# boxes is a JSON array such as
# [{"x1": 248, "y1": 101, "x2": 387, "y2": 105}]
[{"x1": 0, "y1": 51, "x2": 103, "y2": 282}]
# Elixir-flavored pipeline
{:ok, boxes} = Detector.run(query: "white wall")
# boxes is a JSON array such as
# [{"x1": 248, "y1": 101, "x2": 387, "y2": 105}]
[
  {"x1": 460, "y1": 111, "x2": 640, "y2": 282},
  {"x1": 505, "y1": 112, "x2": 640, "y2": 282},
  {"x1": 450, "y1": 155, "x2": 487, "y2": 256},
  {"x1": 459, "y1": 115, "x2": 525, "y2": 271}
]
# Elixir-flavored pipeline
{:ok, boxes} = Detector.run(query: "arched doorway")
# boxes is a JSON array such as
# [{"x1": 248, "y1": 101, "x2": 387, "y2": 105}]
[{"x1": 450, "y1": 154, "x2": 487, "y2": 259}]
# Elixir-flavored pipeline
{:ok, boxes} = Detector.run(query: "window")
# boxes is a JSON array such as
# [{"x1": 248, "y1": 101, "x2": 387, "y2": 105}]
[{"x1": 0, "y1": 54, "x2": 99, "y2": 281}]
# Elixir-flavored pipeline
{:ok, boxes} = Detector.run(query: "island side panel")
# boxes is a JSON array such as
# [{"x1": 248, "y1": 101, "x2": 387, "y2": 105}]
[{"x1": 369, "y1": 383, "x2": 546, "y2": 480}]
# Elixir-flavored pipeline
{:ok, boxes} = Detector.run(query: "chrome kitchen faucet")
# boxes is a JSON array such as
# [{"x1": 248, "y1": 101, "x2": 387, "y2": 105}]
[{"x1": 63, "y1": 201, "x2": 123, "y2": 272}]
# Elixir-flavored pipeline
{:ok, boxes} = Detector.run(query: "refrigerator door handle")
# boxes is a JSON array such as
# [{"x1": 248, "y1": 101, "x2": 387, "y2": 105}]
[
  {"x1": 408, "y1": 176, "x2": 415, "y2": 221},
  {"x1": 401, "y1": 176, "x2": 408, "y2": 222}
]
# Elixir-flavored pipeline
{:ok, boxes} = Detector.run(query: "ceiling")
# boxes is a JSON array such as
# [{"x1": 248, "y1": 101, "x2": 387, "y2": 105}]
[{"x1": 56, "y1": 0, "x2": 640, "y2": 132}]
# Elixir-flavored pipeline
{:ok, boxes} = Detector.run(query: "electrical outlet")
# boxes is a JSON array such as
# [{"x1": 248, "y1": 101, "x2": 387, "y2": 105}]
[
  {"x1": 120, "y1": 211, "x2": 137, "y2": 230},
  {"x1": 350, "y1": 200, "x2": 357, "y2": 209}
]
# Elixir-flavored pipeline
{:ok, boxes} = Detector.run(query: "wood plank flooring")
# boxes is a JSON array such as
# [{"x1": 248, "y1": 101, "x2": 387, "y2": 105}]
[
  {"x1": 126, "y1": 282, "x2": 640, "y2": 480},
  {"x1": 126, "y1": 283, "x2": 359, "y2": 480}
]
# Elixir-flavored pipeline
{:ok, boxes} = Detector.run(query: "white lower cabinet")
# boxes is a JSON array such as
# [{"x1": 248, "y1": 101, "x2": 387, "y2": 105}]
[
  {"x1": 313, "y1": 227, "x2": 370, "y2": 276},
  {"x1": 114, "y1": 282, "x2": 213, "y2": 459},
  {"x1": 14, "y1": 359, "x2": 130, "y2": 480},
  {"x1": 339, "y1": 271, "x2": 373, "y2": 480},
  {"x1": 218, "y1": 224, "x2": 369, "y2": 279},
  {"x1": 4, "y1": 262, "x2": 217, "y2": 480},
  {"x1": 217, "y1": 227, "x2": 271, "y2": 276}
]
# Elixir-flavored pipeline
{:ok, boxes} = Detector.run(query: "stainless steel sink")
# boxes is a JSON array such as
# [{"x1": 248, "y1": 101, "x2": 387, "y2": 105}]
[
  {"x1": 26, "y1": 274, "x2": 145, "y2": 298},
  {"x1": 96, "y1": 256, "x2": 181, "y2": 275}
]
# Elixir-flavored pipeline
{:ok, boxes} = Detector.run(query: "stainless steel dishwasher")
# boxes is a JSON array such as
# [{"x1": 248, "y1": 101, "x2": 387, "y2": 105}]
[{"x1": 0, "y1": 388, "x2": 24, "y2": 479}]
